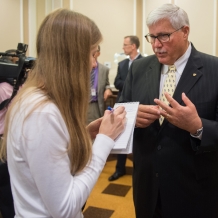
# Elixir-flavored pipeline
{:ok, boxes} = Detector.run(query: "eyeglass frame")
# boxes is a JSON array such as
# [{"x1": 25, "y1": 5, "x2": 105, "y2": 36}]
[{"x1": 144, "y1": 26, "x2": 184, "y2": 44}]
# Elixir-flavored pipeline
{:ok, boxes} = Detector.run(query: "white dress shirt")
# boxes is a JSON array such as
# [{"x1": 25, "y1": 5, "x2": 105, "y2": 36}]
[
  {"x1": 158, "y1": 43, "x2": 202, "y2": 139},
  {"x1": 128, "y1": 53, "x2": 141, "y2": 69},
  {"x1": 159, "y1": 42, "x2": 192, "y2": 96}
]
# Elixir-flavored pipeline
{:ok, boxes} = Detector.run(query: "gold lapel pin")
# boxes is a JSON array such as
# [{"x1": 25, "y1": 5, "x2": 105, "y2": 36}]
[{"x1": 193, "y1": 73, "x2": 197, "y2": 76}]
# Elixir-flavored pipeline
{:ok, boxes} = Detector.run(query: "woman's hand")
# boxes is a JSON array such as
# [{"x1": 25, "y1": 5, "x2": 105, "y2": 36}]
[
  {"x1": 99, "y1": 106, "x2": 126, "y2": 140},
  {"x1": 86, "y1": 117, "x2": 103, "y2": 140}
]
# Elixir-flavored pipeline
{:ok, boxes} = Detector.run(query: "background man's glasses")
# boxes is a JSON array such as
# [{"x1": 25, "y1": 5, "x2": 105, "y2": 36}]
[{"x1": 145, "y1": 26, "x2": 184, "y2": 44}]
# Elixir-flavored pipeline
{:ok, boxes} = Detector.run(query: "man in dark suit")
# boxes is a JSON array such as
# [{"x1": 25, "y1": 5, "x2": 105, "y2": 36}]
[
  {"x1": 120, "y1": 4, "x2": 218, "y2": 218},
  {"x1": 108, "y1": 36, "x2": 142, "y2": 181}
]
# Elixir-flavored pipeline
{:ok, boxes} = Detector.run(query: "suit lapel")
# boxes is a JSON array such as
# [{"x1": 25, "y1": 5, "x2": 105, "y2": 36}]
[
  {"x1": 173, "y1": 45, "x2": 203, "y2": 105},
  {"x1": 146, "y1": 57, "x2": 162, "y2": 104},
  {"x1": 136, "y1": 54, "x2": 142, "y2": 60},
  {"x1": 97, "y1": 63, "x2": 103, "y2": 93},
  {"x1": 123, "y1": 59, "x2": 129, "y2": 75},
  {"x1": 160, "y1": 45, "x2": 203, "y2": 128}
]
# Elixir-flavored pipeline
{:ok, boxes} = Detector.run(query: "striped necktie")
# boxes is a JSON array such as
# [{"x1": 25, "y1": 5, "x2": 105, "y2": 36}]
[
  {"x1": 90, "y1": 68, "x2": 95, "y2": 102},
  {"x1": 90, "y1": 68, "x2": 95, "y2": 88}
]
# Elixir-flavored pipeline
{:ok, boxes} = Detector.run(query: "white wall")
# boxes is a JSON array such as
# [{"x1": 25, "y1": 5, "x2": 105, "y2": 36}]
[
  {"x1": 0, "y1": 0, "x2": 22, "y2": 51},
  {"x1": 175, "y1": 0, "x2": 217, "y2": 55},
  {"x1": 28, "y1": 0, "x2": 37, "y2": 56},
  {"x1": 72, "y1": 0, "x2": 135, "y2": 85}
]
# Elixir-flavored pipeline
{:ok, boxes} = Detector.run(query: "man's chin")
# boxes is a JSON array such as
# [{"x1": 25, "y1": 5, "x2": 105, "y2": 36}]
[{"x1": 156, "y1": 56, "x2": 172, "y2": 65}]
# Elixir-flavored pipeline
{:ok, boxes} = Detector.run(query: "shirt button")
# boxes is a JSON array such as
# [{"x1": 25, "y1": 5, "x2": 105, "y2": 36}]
[
  {"x1": 156, "y1": 173, "x2": 159, "y2": 177},
  {"x1": 157, "y1": 145, "x2": 161, "y2": 150}
]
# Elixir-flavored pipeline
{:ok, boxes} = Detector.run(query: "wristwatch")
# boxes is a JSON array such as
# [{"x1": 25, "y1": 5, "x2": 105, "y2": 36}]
[{"x1": 190, "y1": 127, "x2": 203, "y2": 139}]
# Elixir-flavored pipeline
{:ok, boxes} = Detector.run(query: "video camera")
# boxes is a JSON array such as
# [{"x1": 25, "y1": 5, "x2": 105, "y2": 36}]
[
  {"x1": 0, "y1": 43, "x2": 35, "y2": 110},
  {"x1": 0, "y1": 43, "x2": 35, "y2": 86}
]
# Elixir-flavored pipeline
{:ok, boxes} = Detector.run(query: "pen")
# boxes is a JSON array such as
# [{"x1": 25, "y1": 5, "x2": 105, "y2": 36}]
[{"x1": 107, "y1": 106, "x2": 114, "y2": 113}]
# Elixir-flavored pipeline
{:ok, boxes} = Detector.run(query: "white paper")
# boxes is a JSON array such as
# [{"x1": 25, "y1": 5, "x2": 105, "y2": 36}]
[{"x1": 111, "y1": 102, "x2": 139, "y2": 154}]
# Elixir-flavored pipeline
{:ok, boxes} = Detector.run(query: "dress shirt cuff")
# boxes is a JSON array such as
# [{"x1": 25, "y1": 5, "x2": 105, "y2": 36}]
[
  {"x1": 105, "y1": 85, "x2": 112, "y2": 90},
  {"x1": 190, "y1": 127, "x2": 203, "y2": 140}
]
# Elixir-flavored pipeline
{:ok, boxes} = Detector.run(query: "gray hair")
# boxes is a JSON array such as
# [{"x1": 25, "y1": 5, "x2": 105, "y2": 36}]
[{"x1": 146, "y1": 4, "x2": 189, "y2": 30}]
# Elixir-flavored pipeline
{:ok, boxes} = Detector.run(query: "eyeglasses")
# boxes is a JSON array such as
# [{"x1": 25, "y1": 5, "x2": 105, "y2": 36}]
[{"x1": 145, "y1": 26, "x2": 184, "y2": 44}]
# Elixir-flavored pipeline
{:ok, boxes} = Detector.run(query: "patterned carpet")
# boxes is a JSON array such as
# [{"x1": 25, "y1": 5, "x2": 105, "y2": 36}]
[{"x1": 83, "y1": 154, "x2": 135, "y2": 218}]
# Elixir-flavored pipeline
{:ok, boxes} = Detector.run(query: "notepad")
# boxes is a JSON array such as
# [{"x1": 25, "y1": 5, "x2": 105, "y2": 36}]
[{"x1": 111, "y1": 102, "x2": 139, "y2": 154}]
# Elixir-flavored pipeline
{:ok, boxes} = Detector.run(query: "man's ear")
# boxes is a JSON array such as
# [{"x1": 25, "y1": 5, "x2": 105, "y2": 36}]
[
  {"x1": 132, "y1": 44, "x2": 136, "y2": 49},
  {"x1": 182, "y1": 26, "x2": 190, "y2": 39}
]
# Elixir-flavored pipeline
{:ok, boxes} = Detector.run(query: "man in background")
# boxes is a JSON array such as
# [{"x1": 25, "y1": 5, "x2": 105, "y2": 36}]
[
  {"x1": 87, "y1": 45, "x2": 112, "y2": 124},
  {"x1": 108, "y1": 36, "x2": 142, "y2": 181}
]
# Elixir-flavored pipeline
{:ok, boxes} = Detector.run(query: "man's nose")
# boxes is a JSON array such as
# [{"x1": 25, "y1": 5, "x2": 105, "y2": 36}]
[{"x1": 153, "y1": 38, "x2": 162, "y2": 47}]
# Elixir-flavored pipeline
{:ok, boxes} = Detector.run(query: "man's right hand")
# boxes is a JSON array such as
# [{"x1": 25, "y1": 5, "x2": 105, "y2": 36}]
[{"x1": 136, "y1": 104, "x2": 160, "y2": 128}]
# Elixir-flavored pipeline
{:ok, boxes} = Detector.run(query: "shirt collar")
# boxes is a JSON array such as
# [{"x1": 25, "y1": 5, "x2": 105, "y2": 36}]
[{"x1": 129, "y1": 53, "x2": 140, "y2": 62}]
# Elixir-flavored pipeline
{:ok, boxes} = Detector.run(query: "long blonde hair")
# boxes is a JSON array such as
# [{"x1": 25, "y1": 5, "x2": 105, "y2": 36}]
[{"x1": 0, "y1": 9, "x2": 102, "y2": 174}]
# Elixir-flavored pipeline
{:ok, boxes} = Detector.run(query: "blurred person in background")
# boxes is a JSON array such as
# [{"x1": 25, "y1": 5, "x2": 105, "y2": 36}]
[
  {"x1": 0, "y1": 83, "x2": 14, "y2": 218},
  {"x1": 0, "y1": 49, "x2": 19, "y2": 218},
  {"x1": 87, "y1": 45, "x2": 112, "y2": 124}
]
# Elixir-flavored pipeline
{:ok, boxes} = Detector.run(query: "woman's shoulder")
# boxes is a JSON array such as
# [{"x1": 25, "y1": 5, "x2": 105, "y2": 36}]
[
  {"x1": 27, "y1": 91, "x2": 59, "y2": 114},
  {"x1": 13, "y1": 88, "x2": 60, "y2": 119}
]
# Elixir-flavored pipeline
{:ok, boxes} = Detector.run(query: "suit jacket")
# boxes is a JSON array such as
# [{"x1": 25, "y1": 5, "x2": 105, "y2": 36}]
[
  {"x1": 97, "y1": 62, "x2": 111, "y2": 116},
  {"x1": 120, "y1": 45, "x2": 218, "y2": 218},
  {"x1": 114, "y1": 54, "x2": 142, "y2": 101}
]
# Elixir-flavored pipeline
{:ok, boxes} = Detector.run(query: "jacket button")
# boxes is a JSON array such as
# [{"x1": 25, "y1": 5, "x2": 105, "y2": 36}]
[
  {"x1": 156, "y1": 173, "x2": 159, "y2": 177},
  {"x1": 157, "y1": 145, "x2": 161, "y2": 150}
]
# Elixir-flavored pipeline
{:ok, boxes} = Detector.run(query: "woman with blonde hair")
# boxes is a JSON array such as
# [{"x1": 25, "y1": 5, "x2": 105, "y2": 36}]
[{"x1": 0, "y1": 9, "x2": 126, "y2": 218}]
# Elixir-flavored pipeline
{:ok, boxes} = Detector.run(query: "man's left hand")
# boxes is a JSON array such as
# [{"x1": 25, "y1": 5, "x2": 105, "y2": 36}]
[
  {"x1": 154, "y1": 92, "x2": 202, "y2": 134},
  {"x1": 104, "y1": 89, "x2": 112, "y2": 101}
]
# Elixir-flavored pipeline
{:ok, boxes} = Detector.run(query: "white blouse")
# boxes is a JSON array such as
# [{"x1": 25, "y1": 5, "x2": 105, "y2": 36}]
[{"x1": 7, "y1": 90, "x2": 114, "y2": 218}]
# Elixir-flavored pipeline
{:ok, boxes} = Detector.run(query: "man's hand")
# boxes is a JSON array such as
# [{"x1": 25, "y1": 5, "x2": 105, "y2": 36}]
[
  {"x1": 136, "y1": 104, "x2": 160, "y2": 128},
  {"x1": 154, "y1": 92, "x2": 202, "y2": 133},
  {"x1": 104, "y1": 89, "x2": 112, "y2": 101}
]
